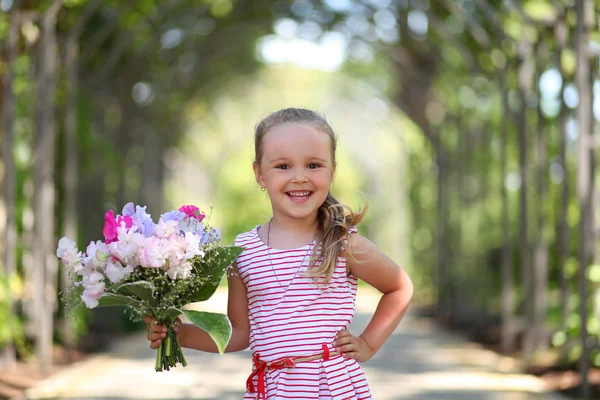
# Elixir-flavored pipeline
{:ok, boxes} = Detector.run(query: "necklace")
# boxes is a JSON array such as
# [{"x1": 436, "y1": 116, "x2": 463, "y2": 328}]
[{"x1": 266, "y1": 219, "x2": 314, "y2": 293}]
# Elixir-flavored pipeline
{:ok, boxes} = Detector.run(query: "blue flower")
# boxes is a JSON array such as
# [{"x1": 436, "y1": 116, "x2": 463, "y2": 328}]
[{"x1": 160, "y1": 210, "x2": 186, "y2": 223}]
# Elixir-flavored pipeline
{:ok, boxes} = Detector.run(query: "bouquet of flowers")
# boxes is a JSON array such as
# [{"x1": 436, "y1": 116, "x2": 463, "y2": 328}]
[{"x1": 57, "y1": 203, "x2": 243, "y2": 372}]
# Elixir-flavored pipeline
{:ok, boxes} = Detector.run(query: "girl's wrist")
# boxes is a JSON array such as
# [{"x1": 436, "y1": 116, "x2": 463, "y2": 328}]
[
  {"x1": 176, "y1": 322, "x2": 189, "y2": 348},
  {"x1": 358, "y1": 334, "x2": 374, "y2": 355}
]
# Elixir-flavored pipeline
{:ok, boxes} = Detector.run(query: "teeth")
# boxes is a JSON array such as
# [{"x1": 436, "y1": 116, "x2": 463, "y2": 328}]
[{"x1": 288, "y1": 191, "x2": 310, "y2": 196}]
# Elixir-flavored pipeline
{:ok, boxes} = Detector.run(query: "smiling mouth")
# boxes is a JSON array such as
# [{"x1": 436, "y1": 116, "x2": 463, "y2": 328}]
[{"x1": 286, "y1": 191, "x2": 312, "y2": 201}]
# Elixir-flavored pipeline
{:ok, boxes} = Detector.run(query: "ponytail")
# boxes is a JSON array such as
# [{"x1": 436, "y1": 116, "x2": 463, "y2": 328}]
[{"x1": 306, "y1": 193, "x2": 367, "y2": 283}]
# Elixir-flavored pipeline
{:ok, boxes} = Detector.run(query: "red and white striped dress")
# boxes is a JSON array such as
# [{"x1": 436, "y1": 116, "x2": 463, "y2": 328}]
[{"x1": 234, "y1": 226, "x2": 372, "y2": 400}]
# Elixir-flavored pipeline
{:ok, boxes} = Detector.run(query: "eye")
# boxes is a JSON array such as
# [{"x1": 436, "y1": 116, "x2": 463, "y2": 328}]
[
  {"x1": 308, "y1": 163, "x2": 321, "y2": 169},
  {"x1": 275, "y1": 164, "x2": 289, "y2": 170}
]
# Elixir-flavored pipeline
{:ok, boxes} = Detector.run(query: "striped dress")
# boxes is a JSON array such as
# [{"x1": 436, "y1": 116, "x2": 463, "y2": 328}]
[{"x1": 234, "y1": 226, "x2": 372, "y2": 400}]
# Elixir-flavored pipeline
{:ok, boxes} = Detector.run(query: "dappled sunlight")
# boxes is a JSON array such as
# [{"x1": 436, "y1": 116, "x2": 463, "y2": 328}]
[
  {"x1": 27, "y1": 348, "x2": 250, "y2": 399},
  {"x1": 26, "y1": 289, "x2": 562, "y2": 400},
  {"x1": 3, "y1": 0, "x2": 599, "y2": 397},
  {"x1": 367, "y1": 372, "x2": 553, "y2": 399}
]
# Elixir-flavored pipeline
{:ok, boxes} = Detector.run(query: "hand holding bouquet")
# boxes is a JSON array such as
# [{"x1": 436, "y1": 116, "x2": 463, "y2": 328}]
[{"x1": 57, "y1": 203, "x2": 242, "y2": 371}]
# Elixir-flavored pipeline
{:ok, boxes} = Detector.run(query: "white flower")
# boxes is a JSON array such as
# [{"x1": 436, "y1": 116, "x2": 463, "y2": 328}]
[
  {"x1": 138, "y1": 236, "x2": 167, "y2": 268},
  {"x1": 164, "y1": 235, "x2": 184, "y2": 267},
  {"x1": 155, "y1": 218, "x2": 179, "y2": 239},
  {"x1": 81, "y1": 290, "x2": 101, "y2": 308},
  {"x1": 77, "y1": 265, "x2": 94, "y2": 277},
  {"x1": 92, "y1": 241, "x2": 110, "y2": 268},
  {"x1": 57, "y1": 237, "x2": 77, "y2": 258},
  {"x1": 83, "y1": 271, "x2": 105, "y2": 295},
  {"x1": 57, "y1": 237, "x2": 85, "y2": 271},
  {"x1": 105, "y1": 260, "x2": 133, "y2": 283},
  {"x1": 108, "y1": 241, "x2": 131, "y2": 266},
  {"x1": 167, "y1": 261, "x2": 193, "y2": 280},
  {"x1": 83, "y1": 241, "x2": 109, "y2": 268},
  {"x1": 62, "y1": 249, "x2": 82, "y2": 266},
  {"x1": 179, "y1": 217, "x2": 200, "y2": 234},
  {"x1": 80, "y1": 271, "x2": 106, "y2": 309},
  {"x1": 116, "y1": 223, "x2": 138, "y2": 243},
  {"x1": 108, "y1": 232, "x2": 143, "y2": 267},
  {"x1": 184, "y1": 232, "x2": 204, "y2": 259}
]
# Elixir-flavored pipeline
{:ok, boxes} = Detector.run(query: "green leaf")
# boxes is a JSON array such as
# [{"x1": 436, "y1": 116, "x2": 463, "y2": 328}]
[
  {"x1": 162, "y1": 307, "x2": 183, "y2": 326},
  {"x1": 179, "y1": 309, "x2": 232, "y2": 355},
  {"x1": 116, "y1": 281, "x2": 157, "y2": 307},
  {"x1": 188, "y1": 246, "x2": 244, "y2": 302},
  {"x1": 97, "y1": 293, "x2": 146, "y2": 309}
]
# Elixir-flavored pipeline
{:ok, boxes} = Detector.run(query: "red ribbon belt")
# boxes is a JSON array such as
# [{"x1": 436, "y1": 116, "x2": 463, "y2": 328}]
[{"x1": 246, "y1": 344, "x2": 335, "y2": 399}]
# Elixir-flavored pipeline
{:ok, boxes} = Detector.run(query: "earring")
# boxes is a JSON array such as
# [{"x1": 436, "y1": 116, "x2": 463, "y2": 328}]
[{"x1": 261, "y1": 186, "x2": 266, "y2": 192}]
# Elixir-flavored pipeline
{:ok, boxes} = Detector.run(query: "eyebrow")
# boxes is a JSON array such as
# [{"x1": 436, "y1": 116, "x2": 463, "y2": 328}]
[{"x1": 267, "y1": 157, "x2": 328, "y2": 164}]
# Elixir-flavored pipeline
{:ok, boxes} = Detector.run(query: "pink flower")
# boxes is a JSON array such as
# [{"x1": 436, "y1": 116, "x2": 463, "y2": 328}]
[
  {"x1": 103, "y1": 210, "x2": 118, "y2": 243},
  {"x1": 178, "y1": 205, "x2": 205, "y2": 222},
  {"x1": 117, "y1": 214, "x2": 133, "y2": 230},
  {"x1": 104, "y1": 211, "x2": 133, "y2": 244}
]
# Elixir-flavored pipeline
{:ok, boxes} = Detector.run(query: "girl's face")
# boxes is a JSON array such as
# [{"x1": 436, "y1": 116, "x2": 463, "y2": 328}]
[{"x1": 254, "y1": 123, "x2": 336, "y2": 223}]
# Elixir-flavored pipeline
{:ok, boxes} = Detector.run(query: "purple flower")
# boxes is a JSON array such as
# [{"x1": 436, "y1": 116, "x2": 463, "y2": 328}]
[
  {"x1": 122, "y1": 203, "x2": 155, "y2": 237},
  {"x1": 160, "y1": 210, "x2": 185, "y2": 223}
]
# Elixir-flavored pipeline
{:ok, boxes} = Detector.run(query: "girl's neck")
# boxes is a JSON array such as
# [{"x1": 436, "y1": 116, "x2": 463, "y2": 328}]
[
  {"x1": 265, "y1": 215, "x2": 318, "y2": 248},
  {"x1": 269, "y1": 214, "x2": 319, "y2": 239}
]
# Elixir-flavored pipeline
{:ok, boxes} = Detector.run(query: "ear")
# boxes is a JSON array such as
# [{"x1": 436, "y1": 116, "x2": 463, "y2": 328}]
[{"x1": 253, "y1": 162, "x2": 265, "y2": 188}]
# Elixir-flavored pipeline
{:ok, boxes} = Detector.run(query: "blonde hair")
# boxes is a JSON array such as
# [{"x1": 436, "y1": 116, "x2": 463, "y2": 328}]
[{"x1": 254, "y1": 108, "x2": 367, "y2": 282}]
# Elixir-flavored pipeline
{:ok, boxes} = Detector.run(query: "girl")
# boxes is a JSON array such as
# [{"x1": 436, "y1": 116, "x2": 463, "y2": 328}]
[{"x1": 145, "y1": 108, "x2": 414, "y2": 399}]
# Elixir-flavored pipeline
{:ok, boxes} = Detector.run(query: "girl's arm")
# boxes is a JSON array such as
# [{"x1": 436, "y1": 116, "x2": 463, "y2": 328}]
[
  {"x1": 335, "y1": 233, "x2": 413, "y2": 361},
  {"x1": 179, "y1": 262, "x2": 250, "y2": 353},
  {"x1": 146, "y1": 262, "x2": 251, "y2": 353}
]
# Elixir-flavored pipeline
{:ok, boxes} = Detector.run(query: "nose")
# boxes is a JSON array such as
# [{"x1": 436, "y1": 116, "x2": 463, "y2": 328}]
[{"x1": 292, "y1": 168, "x2": 308, "y2": 183}]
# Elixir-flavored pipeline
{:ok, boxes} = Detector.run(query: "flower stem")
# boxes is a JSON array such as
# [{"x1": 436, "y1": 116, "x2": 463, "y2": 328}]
[
  {"x1": 153, "y1": 325, "x2": 187, "y2": 372},
  {"x1": 165, "y1": 334, "x2": 172, "y2": 357},
  {"x1": 155, "y1": 341, "x2": 163, "y2": 372},
  {"x1": 176, "y1": 334, "x2": 188, "y2": 367}
]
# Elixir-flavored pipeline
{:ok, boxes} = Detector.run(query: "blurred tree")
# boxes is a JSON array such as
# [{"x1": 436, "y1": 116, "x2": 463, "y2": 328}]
[
  {"x1": 1, "y1": 5, "x2": 20, "y2": 369},
  {"x1": 1, "y1": 1, "x2": 599, "y2": 397}
]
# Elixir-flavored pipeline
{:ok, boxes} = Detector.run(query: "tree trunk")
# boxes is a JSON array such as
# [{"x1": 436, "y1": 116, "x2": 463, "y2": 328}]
[
  {"x1": 554, "y1": 15, "x2": 571, "y2": 362},
  {"x1": 60, "y1": 0, "x2": 102, "y2": 359},
  {"x1": 518, "y1": 39, "x2": 534, "y2": 365},
  {"x1": 2, "y1": 9, "x2": 20, "y2": 369},
  {"x1": 575, "y1": 0, "x2": 594, "y2": 397},
  {"x1": 61, "y1": 33, "x2": 78, "y2": 358},
  {"x1": 32, "y1": 0, "x2": 62, "y2": 373},
  {"x1": 533, "y1": 41, "x2": 548, "y2": 354},
  {"x1": 434, "y1": 130, "x2": 451, "y2": 318},
  {"x1": 454, "y1": 115, "x2": 463, "y2": 320},
  {"x1": 500, "y1": 68, "x2": 515, "y2": 354}
]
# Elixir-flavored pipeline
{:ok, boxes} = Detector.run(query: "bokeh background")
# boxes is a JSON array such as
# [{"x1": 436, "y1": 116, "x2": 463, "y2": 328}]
[{"x1": 1, "y1": 0, "x2": 600, "y2": 398}]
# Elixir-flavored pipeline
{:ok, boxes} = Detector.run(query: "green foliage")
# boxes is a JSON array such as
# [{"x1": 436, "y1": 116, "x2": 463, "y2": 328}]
[
  {"x1": 188, "y1": 246, "x2": 244, "y2": 301},
  {"x1": 179, "y1": 309, "x2": 232, "y2": 355},
  {"x1": 7, "y1": 0, "x2": 598, "y2": 373},
  {"x1": 207, "y1": 0, "x2": 234, "y2": 18},
  {"x1": 0, "y1": 13, "x2": 8, "y2": 39},
  {"x1": 0, "y1": 273, "x2": 28, "y2": 356},
  {"x1": 97, "y1": 291, "x2": 146, "y2": 309},
  {"x1": 60, "y1": 240, "x2": 241, "y2": 367},
  {"x1": 82, "y1": 245, "x2": 243, "y2": 325}
]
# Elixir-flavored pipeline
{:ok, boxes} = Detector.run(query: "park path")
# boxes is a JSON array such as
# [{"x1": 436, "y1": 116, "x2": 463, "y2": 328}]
[{"x1": 24, "y1": 289, "x2": 566, "y2": 400}]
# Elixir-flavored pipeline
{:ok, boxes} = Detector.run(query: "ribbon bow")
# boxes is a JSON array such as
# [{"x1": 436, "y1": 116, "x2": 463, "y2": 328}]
[{"x1": 246, "y1": 345, "x2": 332, "y2": 399}]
